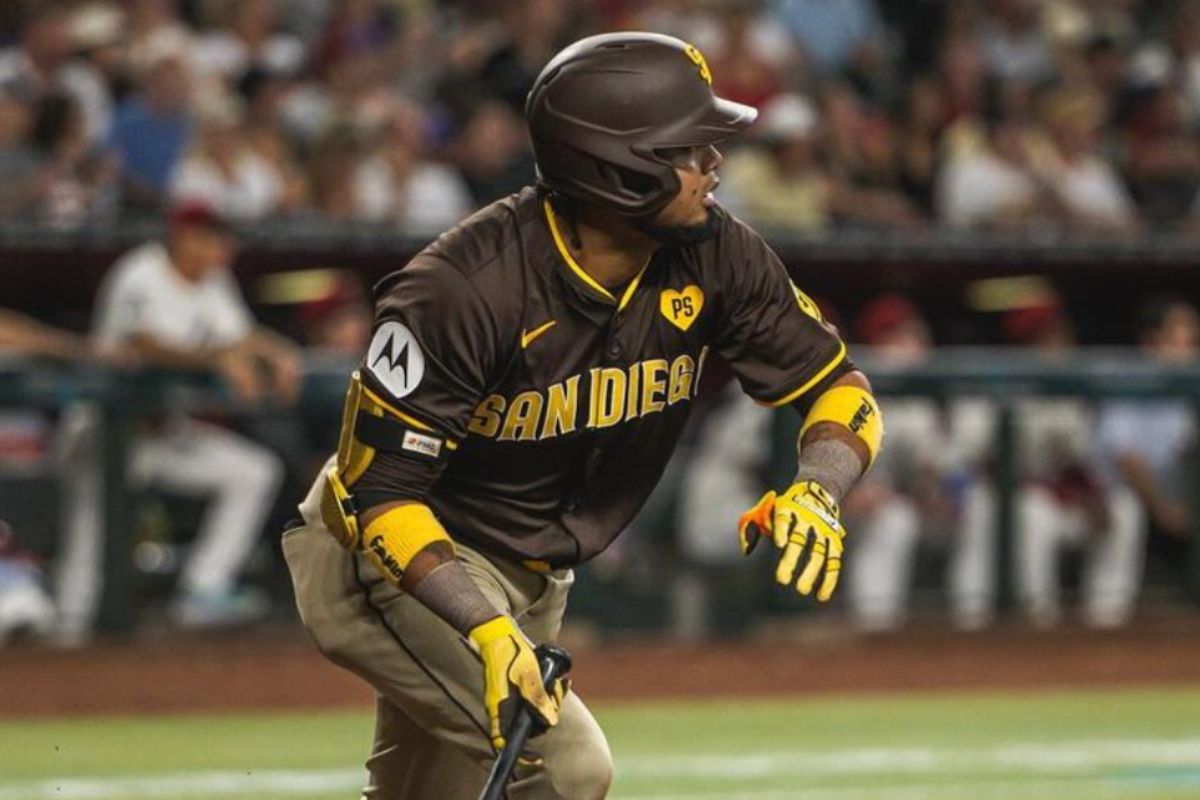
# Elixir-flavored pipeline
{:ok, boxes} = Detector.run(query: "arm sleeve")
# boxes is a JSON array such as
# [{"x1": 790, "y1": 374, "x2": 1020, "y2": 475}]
[
  {"x1": 714, "y1": 220, "x2": 851, "y2": 410},
  {"x1": 353, "y1": 257, "x2": 499, "y2": 506}
]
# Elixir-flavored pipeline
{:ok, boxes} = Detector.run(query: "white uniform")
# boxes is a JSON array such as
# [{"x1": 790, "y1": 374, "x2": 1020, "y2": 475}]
[
  {"x1": 1013, "y1": 399, "x2": 1146, "y2": 629},
  {"x1": 56, "y1": 243, "x2": 283, "y2": 639},
  {"x1": 843, "y1": 397, "x2": 997, "y2": 632}
]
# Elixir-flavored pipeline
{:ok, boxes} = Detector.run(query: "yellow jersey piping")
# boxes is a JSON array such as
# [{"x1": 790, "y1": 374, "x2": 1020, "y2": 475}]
[
  {"x1": 759, "y1": 342, "x2": 848, "y2": 409},
  {"x1": 543, "y1": 200, "x2": 650, "y2": 312},
  {"x1": 361, "y1": 383, "x2": 459, "y2": 450}
]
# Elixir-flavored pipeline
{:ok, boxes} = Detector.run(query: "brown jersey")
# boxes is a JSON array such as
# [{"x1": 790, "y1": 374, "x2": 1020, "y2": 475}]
[{"x1": 353, "y1": 186, "x2": 851, "y2": 567}]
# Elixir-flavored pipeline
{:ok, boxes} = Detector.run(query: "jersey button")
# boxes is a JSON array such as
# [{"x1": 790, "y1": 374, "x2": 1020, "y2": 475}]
[{"x1": 607, "y1": 341, "x2": 621, "y2": 358}]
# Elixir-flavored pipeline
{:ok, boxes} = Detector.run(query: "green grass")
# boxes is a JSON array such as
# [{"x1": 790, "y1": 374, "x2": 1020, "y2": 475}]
[{"x1": 3, "y1": 688, "x2": 1200, "y2": 799}]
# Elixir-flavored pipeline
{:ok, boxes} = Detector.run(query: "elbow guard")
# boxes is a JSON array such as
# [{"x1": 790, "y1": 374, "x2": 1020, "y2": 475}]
[
  {"x1": 800, "y1": 386, "x2": 883, "y2": 468},
  {"x1": 319, "y1": 370, "x2": 456, "y2": 577}
]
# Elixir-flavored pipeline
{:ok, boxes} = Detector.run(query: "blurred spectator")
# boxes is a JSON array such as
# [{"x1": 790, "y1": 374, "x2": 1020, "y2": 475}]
[
  {"x1": 895, "y1": 76, "x2": 945, "y2": 213},
  {"x1": 694, "y1": 0, "x2": 795, "y2": 110},
  {"x1": 843, "y1": 295, "x2": 996, "y2": 632},
  {"x1": 979, "y1": 0, "x2": 1054, "y2": 82},
  {"x1": 108, "y1": 42, "x2": 194, "y2": 210},
  {"x1": 1038, "y1": 88, "x2": 1139, "y2": 234},
  {"x1": 451, "y1": 100, "x2": 536, "y2": 206},
  {"x1": 1010, "y1": 299, "x2": 1144, "y2": 629},
  {"x1": 721, "y1": 93, "x2": 833, "y2": 231},
  {"x1": 0, "y1": 88, "x2": 41, "y2": 217},
  {"x1": 27, "y1": 92, "x2": 119, "y2": 225},
  {"x1": 238, "y1": 68, "x2": 311, "y2": 213},
  {"x1": 308, "y1": 124, "x2": 365, "y2": 220},
  {"x1": 820, "y1": 83, "x2": 925, "y2": 226},
  {"x1": 937, "y1": 84, "x2": 1051, "y2": 230},
  {"x1": 466, "y1": 0, "x2": 578, "y2": 114},
  {"x1": 171, "y1": 92, "x2": 290, "y2": 220},
  {"x1": 192, "y1": 0, "x2": 306, "y2": 86},
  {"x1": 311, "y1": 0, "x2": 396, "y2": 85},
  {"x1": 352, "y1": 99, "x2": 472, "y2": 232},
  {"x1": 937, "y1": 31, "x2": 990, "y2": 127},
  {"x1": 1097, "y1": 297, "x2": 1198, "y2": 544},
  {"x1": 55, "y1": 202, "x2": 294, "y2": 642},
  {"x1": 723, "y1": 93, "x2": 922, "y2": 232},
  {"x1": 0, "y1": 3, "x2": 106, "y2": 147},
  {"x1": 63, "y1": 2, "x2": 126, "y2": 149},
  {"x1": 1120, "y1": 84, "x2": 1200, "y2": 225},
  {"x1": 772, "y1": 0, "x2": 886, "y2": 83},
  {"x1": 126, "y1": 0, "x2": 191, "y2": 70}
]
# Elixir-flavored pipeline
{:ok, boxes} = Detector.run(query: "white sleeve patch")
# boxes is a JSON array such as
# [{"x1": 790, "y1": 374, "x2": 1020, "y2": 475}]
[
  {"x1": 366, "y1": 321, "x2": 425, "y2": 399},
  {"x1": 402, "y1": 429, "x2": 443, "y2": 458}
]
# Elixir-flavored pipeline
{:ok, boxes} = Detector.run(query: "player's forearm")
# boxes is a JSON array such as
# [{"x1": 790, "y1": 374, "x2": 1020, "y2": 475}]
[
  {"x1": 126, "y1": 333, "x2": 225, "y2": 370},
  {"x1": 0, "y1": 311, "x2": 84, "y2": 360},
  {"x1": 361, "y1": 501, "x2": 500, "y2": 634},
  {"x1": 243, "y1": 327, "x2": 298, "y2": 361},
  {"x1": 794, "y1": 371, "x2": 879, "y2": 502}
]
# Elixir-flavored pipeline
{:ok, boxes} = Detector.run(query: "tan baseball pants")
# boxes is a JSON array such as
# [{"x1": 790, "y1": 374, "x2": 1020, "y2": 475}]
[{"x1": 283, "y1": 471, "x2": 613, "y2": 799}]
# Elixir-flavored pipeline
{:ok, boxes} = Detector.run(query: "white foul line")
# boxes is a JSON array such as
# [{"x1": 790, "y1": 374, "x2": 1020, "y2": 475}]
[{"x1": 1, "y1": 737, "x2": 1199, "y2": 799}]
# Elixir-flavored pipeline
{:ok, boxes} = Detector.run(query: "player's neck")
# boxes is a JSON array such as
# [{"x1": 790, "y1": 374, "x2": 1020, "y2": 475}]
[{"x1": 564, "y1": 207, "x2": 659, "y2": 291}]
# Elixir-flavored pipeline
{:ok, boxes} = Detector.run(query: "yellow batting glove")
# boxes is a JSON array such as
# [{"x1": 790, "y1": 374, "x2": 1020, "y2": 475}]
[
  {"x1": 772, "y1": 481, "x2": 845, "y2": 601},
  {"x1": 468, "y1": 615, "x2": 563, "y2": 752},
  {"x1": 739, "y1": 481, "x2": 846, "y2": 601}
]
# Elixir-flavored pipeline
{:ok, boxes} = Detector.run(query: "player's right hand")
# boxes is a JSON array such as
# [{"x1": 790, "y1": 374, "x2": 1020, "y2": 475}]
[
  {"x1": 215, "y1": 347, "x2": 265, "y2": 403},
  {"x1": 468, "y1": 615, "x2": 564, "y2": 751}
]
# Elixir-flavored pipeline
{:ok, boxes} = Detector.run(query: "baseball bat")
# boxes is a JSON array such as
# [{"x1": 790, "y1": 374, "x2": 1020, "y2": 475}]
[{"x1": 478, "y1": 643, "x2": 573, "y2": 800}]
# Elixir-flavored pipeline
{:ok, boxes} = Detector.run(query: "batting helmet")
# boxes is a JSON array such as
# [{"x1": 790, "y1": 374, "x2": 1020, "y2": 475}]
[{"x1": 526, "y1": 32, "x2": 757, "y2": 218}]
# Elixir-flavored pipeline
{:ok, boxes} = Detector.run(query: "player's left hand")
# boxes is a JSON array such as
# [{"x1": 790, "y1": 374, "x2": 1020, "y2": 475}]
[{"x1": 737, "y1": 480, "x2": 846, "y2": 601}]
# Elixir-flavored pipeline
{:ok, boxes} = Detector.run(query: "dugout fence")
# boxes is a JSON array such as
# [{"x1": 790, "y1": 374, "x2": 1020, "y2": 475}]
[{"x1": 1, "y1": 350, "x2": 1196, "y2": 633}]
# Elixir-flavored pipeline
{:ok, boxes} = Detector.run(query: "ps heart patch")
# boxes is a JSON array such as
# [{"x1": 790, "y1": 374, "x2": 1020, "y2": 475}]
[{"x1": 660, "y1": 286, "x2": 704, "y2": 332}]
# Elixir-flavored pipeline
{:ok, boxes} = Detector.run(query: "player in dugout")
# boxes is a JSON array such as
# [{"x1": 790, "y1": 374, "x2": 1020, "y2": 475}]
[{"x1": 283, "y1": 33, "x2": 883, "y2": 799}]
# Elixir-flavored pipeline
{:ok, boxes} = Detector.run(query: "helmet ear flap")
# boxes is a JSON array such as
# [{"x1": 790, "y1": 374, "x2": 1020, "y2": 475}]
[{"x1": 602, "y1": 162, "x2": 657, "y2": 197}]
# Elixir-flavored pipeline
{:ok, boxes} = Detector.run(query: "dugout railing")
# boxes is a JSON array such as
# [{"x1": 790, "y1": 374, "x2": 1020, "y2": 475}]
[{"x1": 0, "y1": 350, "x2": 1197, "y2": 633}]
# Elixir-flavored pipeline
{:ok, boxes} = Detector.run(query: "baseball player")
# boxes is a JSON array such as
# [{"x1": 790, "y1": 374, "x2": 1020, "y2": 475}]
[{"x1": 283, "y1": 32, "x2": 883, "y2": 799}]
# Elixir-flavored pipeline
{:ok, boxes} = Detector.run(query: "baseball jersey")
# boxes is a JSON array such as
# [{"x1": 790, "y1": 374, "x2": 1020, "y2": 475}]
[
  {"x1": 354, "y1": 186, "x2": 851, "y2": 567},
  {"x1": 93, "y1": 242, "x2": 253, "y2": 350}
]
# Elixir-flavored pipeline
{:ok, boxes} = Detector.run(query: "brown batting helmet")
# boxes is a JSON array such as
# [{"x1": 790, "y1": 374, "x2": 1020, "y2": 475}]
[{"x1": 526, "y1": 32, "x2": 757, "y2": 218}]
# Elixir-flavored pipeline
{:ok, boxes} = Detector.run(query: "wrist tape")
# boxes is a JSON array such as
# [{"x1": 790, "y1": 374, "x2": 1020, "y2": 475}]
[
  {"x1": 362, "y1": 503, "x2": 453, "y2": 585},
  {"x1": 800, "y1": 386, "x2": 883, "y2": 468}
]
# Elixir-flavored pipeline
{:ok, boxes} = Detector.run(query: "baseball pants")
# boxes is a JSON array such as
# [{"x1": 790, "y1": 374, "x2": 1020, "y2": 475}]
[
  {"x1": 284, "y1": 471, "x2": 613, "y2": 799},
  {"x1": 55, "y1": 406, "x2": 283, "y2": 637},
  {"x1": 1015, "y1": 483, "x2": 1145, "y2": 629}
]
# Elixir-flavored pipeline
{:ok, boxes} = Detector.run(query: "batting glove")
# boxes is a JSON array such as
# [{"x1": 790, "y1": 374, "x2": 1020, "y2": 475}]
[
  {"x1": 737, "y1": 480, "x2": 846, "y2": 602},
  {"x1": 468, "y1": 615, "x2": 565, "y2": 752}
]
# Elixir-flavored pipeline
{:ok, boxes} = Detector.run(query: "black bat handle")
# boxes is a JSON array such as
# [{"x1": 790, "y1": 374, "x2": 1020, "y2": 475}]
[{"x1": 478, "y1": 644, "x2": 573, "y2": 800}]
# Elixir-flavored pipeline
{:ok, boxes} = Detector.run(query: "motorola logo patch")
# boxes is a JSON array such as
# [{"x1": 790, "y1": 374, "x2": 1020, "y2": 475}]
[{"x1": 366, "y1": 321, "x2": 425, "y2": 398}]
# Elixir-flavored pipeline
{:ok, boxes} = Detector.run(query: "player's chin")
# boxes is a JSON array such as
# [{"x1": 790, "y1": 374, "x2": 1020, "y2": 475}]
[{"x1": 639, "y1": 206, "x2": 721, "y2": 245}]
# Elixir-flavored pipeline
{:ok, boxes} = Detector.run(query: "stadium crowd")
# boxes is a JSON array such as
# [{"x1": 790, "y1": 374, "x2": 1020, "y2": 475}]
[{"x1": 3, "y1": 0, "x2": 1200, "y2": 233}]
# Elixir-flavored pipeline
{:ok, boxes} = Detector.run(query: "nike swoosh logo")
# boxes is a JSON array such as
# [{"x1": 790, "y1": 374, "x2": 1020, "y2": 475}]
[{"x1": 520, "y1": 320, "x2": 556, "y2": 349}]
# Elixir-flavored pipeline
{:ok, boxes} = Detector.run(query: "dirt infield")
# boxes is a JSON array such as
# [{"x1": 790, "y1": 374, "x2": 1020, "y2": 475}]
[{"x1": 4, "y1": 612, "x2": 1200, "y2": 718}]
